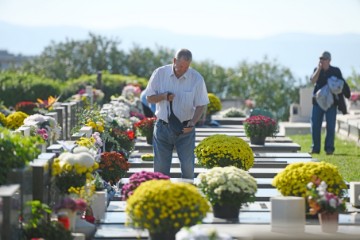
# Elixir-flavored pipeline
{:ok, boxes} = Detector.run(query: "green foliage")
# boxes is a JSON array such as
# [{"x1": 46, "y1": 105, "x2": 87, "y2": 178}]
[
  {"x1": 6, "y1": 33, "x2": 314, "y2": 121},
  {"x1": 250, "y1": 108, "x2": 274, "y2": 119},
  {"x1": 25, "y1": 200, "x2": 51, "y2": 228},
  {"x1": 21, "y1": 33, "x2": 126, "y2": 81},
  {"x1": 23, "y1": 201, "x2": 73, "y2": 240},
  {"x1": 0, "y1": 71, "x2": 62, "y2": 107},
  {"x1": 346, "y1": 68, "x2": 360, "y2": 91},
  {"x1": 20, "y1": 33, "x2": 175, "y2": 81},
  {"x1": 195, "y1": 57, "x2": 300, "y2": 121},
  {"x1": 223, "y1": 107, "x2": 246, "y2": 117},
  {"x1": 127, "y1": 45, "x2": 174, "y2": 78},
  {"x1": 0, "y1": 127, "x2": 42, "y2": 185}
]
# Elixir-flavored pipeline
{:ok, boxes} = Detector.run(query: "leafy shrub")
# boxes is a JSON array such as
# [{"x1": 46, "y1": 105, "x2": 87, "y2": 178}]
[
  {"x1": 223, "y1": 107, "x2": 246, "y2": 117},
  {"x1": 0, "y1": 71, "x2": 62, "y2": 107}
]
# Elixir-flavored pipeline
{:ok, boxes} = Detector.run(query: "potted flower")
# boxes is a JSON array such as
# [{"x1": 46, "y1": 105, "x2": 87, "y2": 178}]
[
  {"x1": 205, "y1": 93, "x2": 222, "y2": 124},
  {"x1": 206, "y1": 93, "x2": 222, "y2": 116},
  {"x1": 53, "y1": 197, "x2": 88, "y2": 231},
  {"x1": 102, "y1": 119, "x2": 135, "y2": 157},
  {"x1": 272, "y1": 162, "x2": 347, "y2": 199},
  {"x1": 125, "y1": 180, "x2": 209, "y2": 240},
  {"x1": 121, "y1": 171, "x2": 170, "y2": 200},
  {"x1": 194, "y1": 134, "x2": 254, "y2": 170},
  {"x1": 197, "y1": 166, "x2": 257, "y2": 220},
  {"x1": 52, "y1": 146, "x2": 99, "y2": 195},
  {"x1": 0, "y1": 127, "x2": 42, "y2": 185},
  {"x1": 243, "y1": 114, "x2": 278, "y2": 145},
  {"x1": 23, "y1": 200, "x2": 73, "y2": 239},
  {"x1": 98, "y1": 151, "x2": 130, "y2": 185},
  {"x1": 24, "y1": 113, "x2": 62, "y2": 145},
  {"x1": 5, "y1": 111, "x2": 28, "y2": 130},
  {"x1": 306, "y1": 176, "x2": 346, "y2": 233},
  {"x1": 134, "y1": 117, "x2": 157, "y2": 144}
]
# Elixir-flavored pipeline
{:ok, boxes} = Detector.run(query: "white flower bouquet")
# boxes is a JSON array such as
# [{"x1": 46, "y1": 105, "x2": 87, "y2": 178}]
[
  {"x1": 23, "y1": 113, "x2": 62, "y2": 142},
  {"x1": 197, "y1": 166, "x2": 257, "y2": 208}
]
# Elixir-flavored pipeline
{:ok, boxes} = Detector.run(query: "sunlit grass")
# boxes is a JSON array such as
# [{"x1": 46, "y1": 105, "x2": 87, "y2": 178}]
[{"x1": 289, "y1": 134, "x2": 360, "y2": 182}]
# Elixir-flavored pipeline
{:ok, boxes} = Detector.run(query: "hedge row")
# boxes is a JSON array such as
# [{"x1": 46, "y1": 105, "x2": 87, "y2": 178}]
[{"x1": 0, "y1": 71, "x2": 148, "y2": 107}]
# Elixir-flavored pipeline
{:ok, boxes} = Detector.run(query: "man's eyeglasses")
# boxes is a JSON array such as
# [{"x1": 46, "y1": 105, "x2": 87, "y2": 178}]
[{"x1": 320, "y1": 57, "x2": 329, "y2": 61}]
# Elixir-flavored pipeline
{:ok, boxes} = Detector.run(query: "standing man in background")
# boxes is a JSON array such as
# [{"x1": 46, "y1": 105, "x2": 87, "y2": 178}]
[
  {"x1": 309, "y1": 51, "x2": 345, "y2": 155},
  {"x1": 145, "y1": 49, "x2": 209, "y2": 179}
]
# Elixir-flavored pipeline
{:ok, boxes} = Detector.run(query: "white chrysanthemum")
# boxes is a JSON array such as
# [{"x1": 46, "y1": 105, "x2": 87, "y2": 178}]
[
  {"x1": 24, "y1": 114, "x2": 47, "y2": 125},
  {"x1": 58, "y1": 147, "x2": 95, "y2": 168},
  {"x1": 72, "y1": 152, "x2": 95, "y2": 167}
]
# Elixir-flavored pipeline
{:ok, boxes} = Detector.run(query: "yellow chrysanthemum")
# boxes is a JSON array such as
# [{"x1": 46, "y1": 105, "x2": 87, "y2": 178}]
[
  {"x1": 5, "y1": 111, "x2": 28, "y2": 130},
  {"x1": 272, "y1": 162, "x2": 347, "y2": 197},
  {"x1": 194, "y1": 134, "x2": 254, "y2": 170},
  {"x1": 125, "y1": 180, "x2": 209, "y2": 234},
  {"x1": 207, "y1": 93, "x2": 222, "y2": 115},
  {"x1": 0, "y1": 112, "x2": 7, "y2": 126}
]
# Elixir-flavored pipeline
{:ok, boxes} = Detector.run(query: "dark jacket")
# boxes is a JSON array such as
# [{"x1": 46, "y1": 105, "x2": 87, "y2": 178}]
[
  {"x1": 336, "y1": 80, "x2": 351, "y2": 114},
  {"x1": 312, "y1": 65, "x2": 351, "y2": 114}
]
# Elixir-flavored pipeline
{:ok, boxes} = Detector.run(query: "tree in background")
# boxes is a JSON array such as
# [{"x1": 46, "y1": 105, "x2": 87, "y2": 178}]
[
  {"x1": 347, "y1": 69, "x2": 360, "y2": 91},
  {"x1": 9, "y1": 33, "x2": 324, "y2": 120},
  {"x1": 20, "y1": 33, "x2": 174, "y2": 81},
  {"x1": 195, "y1": 57, "x2": 300, "y2": 120},
  {"x1": 21, "y1": 33, "x2": 126, "y2": 81}
]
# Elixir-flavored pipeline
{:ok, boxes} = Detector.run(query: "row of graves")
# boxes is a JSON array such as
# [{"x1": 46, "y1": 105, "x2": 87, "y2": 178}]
[
  {"x1": 1, "y1": 89, "x2": 360, "y2": 240},
  {"x1": 93, "y1": 114, "x2": 360, "y2": 239}
]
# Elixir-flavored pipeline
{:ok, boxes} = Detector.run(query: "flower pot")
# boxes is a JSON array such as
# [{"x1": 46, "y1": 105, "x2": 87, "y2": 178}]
[
  {"x1": 58, "y1": 208, "x2": 77, "y2": 231},
  {"x1": 212, "y1": 203, "x2": 240, "y2": 221},
  {"x1": 250, "y1": 136, "x2": 266, "y2": 145},
  {"x1": 148, "y1": 230, "x2": 177, "y2": 240},
  {"x1": 318, "y1": 212, "x2": 339, "y2": 233},
  {"x1": 90, "y1": 191, "x2": 107, "y2": 222}
]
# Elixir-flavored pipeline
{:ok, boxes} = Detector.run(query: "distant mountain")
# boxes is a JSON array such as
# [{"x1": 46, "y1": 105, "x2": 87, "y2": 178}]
[{"x1": 1, "y1": 21, "x2": 359, "y2": 82}]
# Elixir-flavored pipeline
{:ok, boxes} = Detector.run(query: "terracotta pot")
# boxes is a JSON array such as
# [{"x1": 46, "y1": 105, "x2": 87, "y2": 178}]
[{"x1": 318, "y1": 212, "x2": 339, "y2": 233}]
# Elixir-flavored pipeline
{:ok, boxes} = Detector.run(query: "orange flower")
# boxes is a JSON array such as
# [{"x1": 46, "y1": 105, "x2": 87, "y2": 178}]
[{"x1": 98, "y1": 151, "x2": 130, "y2": 184}]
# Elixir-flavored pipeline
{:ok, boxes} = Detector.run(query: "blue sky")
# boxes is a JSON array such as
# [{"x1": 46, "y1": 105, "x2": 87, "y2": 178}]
[{"x1": 1, "y1": 0, "x2": 360, "y2": 39}]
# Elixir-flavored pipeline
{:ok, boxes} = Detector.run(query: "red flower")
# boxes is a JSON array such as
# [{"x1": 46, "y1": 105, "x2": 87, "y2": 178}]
[
  {"x1": 134, "y1": 117, "x2": 157, "y2": 137},
  {"x1": 244, "y1": 115, "x2": 278, "y2": 137},
  {"x1": 126, "y1": 130, "x2": 135, "y2": 140}
]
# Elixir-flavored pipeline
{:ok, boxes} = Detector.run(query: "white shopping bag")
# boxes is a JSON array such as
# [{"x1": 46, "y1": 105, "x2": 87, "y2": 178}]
[{"x1": 316, "y1": 84, "x2": 334, "y2": 111}]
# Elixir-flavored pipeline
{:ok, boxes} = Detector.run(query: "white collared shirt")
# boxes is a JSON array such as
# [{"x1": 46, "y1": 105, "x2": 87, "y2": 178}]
[{"x1": 145, "y1": 64, "x2": 209, "y2": 122}]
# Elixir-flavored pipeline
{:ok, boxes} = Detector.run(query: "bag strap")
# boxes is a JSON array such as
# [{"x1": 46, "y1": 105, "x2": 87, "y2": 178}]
[{"x1": 169, "y1": 101, "x2": 175, "y2": 114}]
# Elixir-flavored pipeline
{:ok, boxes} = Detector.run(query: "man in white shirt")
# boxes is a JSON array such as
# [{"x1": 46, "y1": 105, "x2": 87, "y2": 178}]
[{"x1": 145, "y1": 49, "x2": 209, "y2": 179}]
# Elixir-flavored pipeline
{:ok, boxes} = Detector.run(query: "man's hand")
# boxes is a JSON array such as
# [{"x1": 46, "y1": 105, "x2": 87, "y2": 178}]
[
  {"x1": 318, "y1": 61, "x2": 323, "y2": 70},
  {"x1": 182, "y1": 126, "x2": 193, "y2": 134},
  {"x1": 183, "y1": 120, "x2": 195, "y2": 134},
  {"x1": 167, "y1": 93, "x2": 175, "y2": 101}
]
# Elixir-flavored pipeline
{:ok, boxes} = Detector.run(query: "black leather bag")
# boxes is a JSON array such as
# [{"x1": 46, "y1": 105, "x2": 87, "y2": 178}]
[{"x1": 168, "y1": 101, "x2": 183, "y2": 135}]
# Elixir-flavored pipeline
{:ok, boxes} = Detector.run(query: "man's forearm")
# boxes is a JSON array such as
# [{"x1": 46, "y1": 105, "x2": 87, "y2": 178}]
[
  {"x1": 147, "y1": 93, "x2": 167, "y2": 104},
  {"x1": 310, "y1": 68, "x2": 321, "y2": 84},
  {"x1": 192, "y1": 105, "x2": 206, "y2": 124}
]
